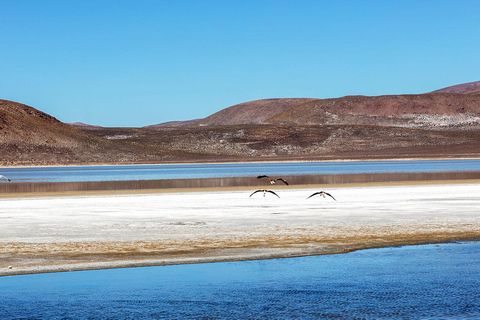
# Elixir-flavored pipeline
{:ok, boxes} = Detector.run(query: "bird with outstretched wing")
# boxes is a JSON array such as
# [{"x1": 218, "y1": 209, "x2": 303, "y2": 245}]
[
  {"x1": 257, "y1": 175, "x2": 289, "y2": 185},
  {"x1": 306, "y1": 191, "x2": 336, "y2": 201},
  {"x1": 249, "y1": 189, "x2": 280, "y2": 198},
  {"x1": 0, "y1": 175, "x2": 12, "y2": 182}
]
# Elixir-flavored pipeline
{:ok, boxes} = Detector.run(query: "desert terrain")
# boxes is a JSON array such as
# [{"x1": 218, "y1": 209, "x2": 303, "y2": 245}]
[{"x1": 1, "y1": 80, "x2": 480, "y2": 165}]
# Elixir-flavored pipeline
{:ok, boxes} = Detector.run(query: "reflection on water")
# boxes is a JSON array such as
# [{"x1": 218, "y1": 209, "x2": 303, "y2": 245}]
[
  {"x1": 0, "y1": 241, "x2": 479, "y2": 319},
  {"x1": 1, "y1": 171, "x2": 479, "y2": 194},
  {"x1": 2, "y1": 159, "x2": 480, "y2": 183}
]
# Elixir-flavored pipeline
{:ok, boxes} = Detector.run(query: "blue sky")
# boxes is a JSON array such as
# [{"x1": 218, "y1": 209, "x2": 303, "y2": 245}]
[{"x1": 1, "y1": 0, "x2": 479, "y2": 127}]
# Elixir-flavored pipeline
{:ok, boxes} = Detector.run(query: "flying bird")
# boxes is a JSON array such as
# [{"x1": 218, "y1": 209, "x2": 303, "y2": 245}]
[
  {"x1": 257, "y1": 175, "x2": 289, "y2": 185},
  {"x1": 0, "y1": 175, "x2": 12, "y2": 182},
  {"x1": 307, "y1": 191, "x2": 336, "y2": 201},
  {"x1": 249, "y1": 189, "x2": 280, "y2": 198}
]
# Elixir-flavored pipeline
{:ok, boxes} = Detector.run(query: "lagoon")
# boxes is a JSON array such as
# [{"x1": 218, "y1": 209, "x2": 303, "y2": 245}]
[
  {"x1": 1, "y1": 160, "x2": 479, "y2": 318},
  {"x1": 1, "y1": 241, "x2": 479, "y2": 319},
  {"x1": 2, "y1": 159, "x2": 480, "y2": 183}
]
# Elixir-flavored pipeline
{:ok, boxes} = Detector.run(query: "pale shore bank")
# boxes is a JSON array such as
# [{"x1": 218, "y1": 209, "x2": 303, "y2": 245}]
[{"x1": 1, "y1": 181, "x2": 479, "y2": 276}]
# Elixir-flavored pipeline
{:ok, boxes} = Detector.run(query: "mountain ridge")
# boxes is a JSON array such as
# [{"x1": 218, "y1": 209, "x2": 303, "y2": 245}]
[
  {"x1": 183, "y1": 93, "x2": 480, "y2": 128},
  {"x1": 2, "y1": 80, "x2": 480, "y2": 165}
]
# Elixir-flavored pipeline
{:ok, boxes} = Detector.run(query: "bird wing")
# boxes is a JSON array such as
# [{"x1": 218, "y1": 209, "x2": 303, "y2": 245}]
[
  {"x1": 249, "y1": 190, "x2": 263, "y2": 197},
  {"x1": 276, "y1": 178, "x2": 289, "y2": 185},
  {"x1": 257, "y1": 175, "x2": 269, "y2": 179},
  {"x1": 267, "y1": 190, "x2": 280, "y2": 198},
  {"x1": 324, "y1": 192, "x2": 337, "y2": 201},
  {"x1": 306, "y1": 192, "x2": 320, "y2": 199}
]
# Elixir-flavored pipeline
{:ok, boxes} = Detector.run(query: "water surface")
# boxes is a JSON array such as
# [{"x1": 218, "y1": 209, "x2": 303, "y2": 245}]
[
  {"x1": 2, "y1": 159, "x2": 480, "y2": 183},
  {"x1": 1, "y1": 241, "x2": 478, "y2": 319}
]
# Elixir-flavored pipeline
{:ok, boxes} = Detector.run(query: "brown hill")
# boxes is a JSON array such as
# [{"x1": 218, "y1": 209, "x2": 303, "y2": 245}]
[
  {"x1": 123, "y1": 91, "x2": 480, "y2": 161},
  {"x1": 193, "y1": 98, "x2": 315, "y2": 126},
  {"x1": 1, "y1": 99, "x2": 97, "y2": 146},
  {"x1": 264, "y1": 93, "x2": 480, "y2": 129},
  {"x1": 186, "y1": 94, "x2": 480, "y2": 131},
  {"x1": 431, "y1": 80, "x2": 480, "y2": 94},
  {"x1": 144, "y1": 119, "x2": 198, "y2": 128},
  {"x1": 0, "y1": 100, "x2": 172, "y2": 165}
]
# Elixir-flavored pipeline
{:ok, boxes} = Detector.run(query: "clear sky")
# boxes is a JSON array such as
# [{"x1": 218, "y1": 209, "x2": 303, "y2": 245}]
[{"x1": 1, "y1": 0, "x2": 479, "y2": 127}]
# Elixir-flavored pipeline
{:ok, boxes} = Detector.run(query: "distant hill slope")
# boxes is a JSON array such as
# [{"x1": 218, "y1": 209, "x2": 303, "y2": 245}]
[
  {"x1": 186, "y1": 93, "x2": 480, "y2": 129},
  {"x1": 193, "y1": 98, "x2": 316, "y2": 126},
  {"x1": 431, "y1": 80, "x2": 480, "y2": 94},
  {"x1": 144, "y1": 119, "x2": 198, "y2": 128},
  {"x1": 126, "y1": 80, "x2": 480, "y2": 128},
  {"x1": 68, "y1": 122, "x2": 103, "y2": 128},
  {"x1": 186, "y1": 81, "x2": 480, "y2": 127}
]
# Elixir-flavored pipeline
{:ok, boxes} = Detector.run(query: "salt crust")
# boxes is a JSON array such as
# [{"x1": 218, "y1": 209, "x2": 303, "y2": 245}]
[{"x1": 1, "y1": 183, "x2": 479, "y2": 276}]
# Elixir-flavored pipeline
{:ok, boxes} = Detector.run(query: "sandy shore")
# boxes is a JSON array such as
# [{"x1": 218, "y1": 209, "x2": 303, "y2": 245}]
[{"x1": 1, "y1": 181, "x2": 479, "y2": 276}]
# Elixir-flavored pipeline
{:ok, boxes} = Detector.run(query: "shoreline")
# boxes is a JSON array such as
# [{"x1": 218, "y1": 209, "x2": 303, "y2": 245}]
[
  {"x1": 1, "y1": 178, "x2": 480, "y2": 199},
  {"x1": 1, "y1": 181, "x2": 479, "y2": 277},
  {"x1": 2, "y1": 234, "x2": 479, "y2": 277}
]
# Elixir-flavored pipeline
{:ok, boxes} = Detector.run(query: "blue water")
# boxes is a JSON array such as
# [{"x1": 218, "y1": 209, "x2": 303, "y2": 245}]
[
  {"x1": 1, "y1": 241, "x2": 479, "y2": 319},
  {"x1": 2, "y1": 159, "x2": 480, "y2": 182}
]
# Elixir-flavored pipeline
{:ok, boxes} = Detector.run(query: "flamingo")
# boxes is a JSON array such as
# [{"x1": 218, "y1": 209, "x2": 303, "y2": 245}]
[
  {"x1": 307, "y1": 191, "x2": 336, "y2": 201},
  {"x1": 249, "y1": 189, "x2": 280, "y2": 198},
  {"x1": 257, "y1": 175, "x2": 289, "y2": 185},
  {"x1": 0, "y1": 175, "x2": 12, "y2": 182}
]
